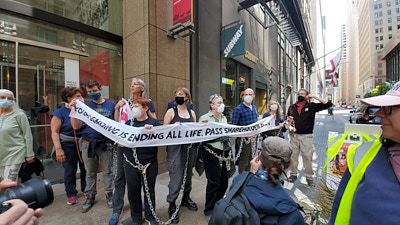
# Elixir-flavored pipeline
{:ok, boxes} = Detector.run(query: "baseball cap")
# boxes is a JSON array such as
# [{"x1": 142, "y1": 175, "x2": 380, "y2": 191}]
[
  {"x1": 261, "y1": 137, "x2": 292, "y2": 163},
  {"x1": 361, "y1": 81, "x2": 400, "y2": 106}
]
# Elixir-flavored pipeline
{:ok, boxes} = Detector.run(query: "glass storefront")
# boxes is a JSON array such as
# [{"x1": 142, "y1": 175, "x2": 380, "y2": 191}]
[
  {"x1": 0, "y1": 13, "x2": 122, "y2": 182},
  {"x1": 221, "y1": 58, "x2": 250, "y2": 122}
]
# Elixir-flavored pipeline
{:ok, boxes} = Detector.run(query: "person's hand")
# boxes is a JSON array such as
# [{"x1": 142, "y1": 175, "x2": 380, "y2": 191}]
[
  {"x1": 277, "y1": 123, "x2": 284, "y2": 129},
  {"x1": 25, "y1": 156, "x2": 35, "y2": 164},
  {"x1": 200, "y1": 119, "x2": 209, "y2": 123},
  {"x1": 115, "y1": 100, "x2": 125, "y2": 110},
  {"x1": 174, "y1": 122, "x2": 182, "y2": 125},
  {"x1": 0, "y1": 199, "x2": 44, "y2": 225},
  {"x1": 144, "y1": 124, "x2": 153, "y2": 129},
  {"x1": 250, "y1": 156, "x2": 262, "y2": 174},
  {"x1": 69, "y1": 98, "x2": 78, "y2": 108},
  {"x1": 117, "y1": 144, "x2": 125, "y2": 147},
  {"x1": 0, "y1": 179, "x2": 17, "y2": 191},
  {"x1": 55, "y1": 148, "x2": 65, "y2": 162},
  {"x1": 42, "y1": 96, "x2": 49, "y2": 106}
]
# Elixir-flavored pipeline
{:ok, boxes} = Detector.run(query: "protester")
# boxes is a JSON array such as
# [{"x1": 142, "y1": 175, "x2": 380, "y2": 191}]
[
  {"x1": 110, "y1": 78, "x2": 157, "y2": 225},
  {"x1": 236, "y1": 137, "x2": 304, "y2": 224},
  {"x1": 329, "y1": 81, "x2": 400, "y2": 224},
  {"x1": 50, "y1": 87, "x2": 86, "y2": 205},
  {"x1": 118, "y1": 98, "x2": 160, "y2": 225},
  {"x1": 163, "y1": 87, "x2": 197, "y2": 224},
  {"x1": 70, "y1": 80, "x2": 115, "y2": 213},
  {"x1": 262, "y1": 99, "x2": 286, "y2": 139},
  {"x1": 0, "y1": 179, "x2": 44, "y2": 225},
  {"x1": 231, "y1": 88, "x2": 258, "y2": 174},
  {"x1": 286, "y1": 89, "x2": 332, "y2": 186},
  {"x1": 199, "y1": 94, "x2": 229, "y2": 218},
  {"x1": 0, "y1": 89, "x2": 34, "y2": 182}
]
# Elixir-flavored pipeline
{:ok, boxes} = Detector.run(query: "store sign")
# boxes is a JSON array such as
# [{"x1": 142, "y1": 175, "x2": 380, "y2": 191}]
[
  {"x1": 173, "y1": 0, "x2": 192, "y2": 25},
  {"x1": 222, "y1": 77, "x2": 235, "y2": 85},
  {"x1": 221, "y1": 23, "x2": 245, "y2": 58},
  {"x1": 326, "y1": 83, "x2": 333, "y2": 95},
  {"x1": 64, "y1": 58, "x2": 79, "y2": 87},
  {"x1": 244, "y1": 50, "x2": 258, "y2": 64},
  {"x1": 239, "y1": 76, "x2": 246, "y2": 84}
]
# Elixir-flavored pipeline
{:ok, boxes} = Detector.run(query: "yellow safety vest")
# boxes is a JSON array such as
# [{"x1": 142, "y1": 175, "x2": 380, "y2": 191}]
[
  {"x1": 323, "y1": 133, "x2": 378, "y2": 173},
  {"x1": 334, "y1": 139, "x2": 382, "y2": 225}
]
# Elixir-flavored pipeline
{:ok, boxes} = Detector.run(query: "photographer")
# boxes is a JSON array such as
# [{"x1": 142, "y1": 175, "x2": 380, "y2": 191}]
[{"x1": 0, "y1": 179, "x2": 44, "y2": 225}]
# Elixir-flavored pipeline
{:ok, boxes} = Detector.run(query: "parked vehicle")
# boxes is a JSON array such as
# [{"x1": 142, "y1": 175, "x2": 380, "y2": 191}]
[{"x1": 349, "y1": 105, "x2": 381, "y2": 124}]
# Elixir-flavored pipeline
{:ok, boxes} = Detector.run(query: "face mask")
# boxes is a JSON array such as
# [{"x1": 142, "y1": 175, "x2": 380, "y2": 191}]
[
  {"x1": 297, "y1": 96, "x2": 305, "y2": 102},
  {"x1": 243, "y1": 95, "x2": 253, "y2": 103},
  {"x1": 77, "y1": 97, "x2": 84, "y2": 103},
  {"x1": 131, "y1": 107, "x2": 142, "y2": 118},
  {"x1": 0, "y1": 99, "x2": 14, "y2": 108},
  {"x1": 175, "y1": 96, "x2": 185, "y2": 105},
  {"x1": 88, "y1": 93, "x2": 101, "y2": 101},
  {"x1": 217, "y1": 103, "x2": 225, "y2": 113},
  {"x1": 270, "y1": 104, "x2": 278, "y2": 111}
]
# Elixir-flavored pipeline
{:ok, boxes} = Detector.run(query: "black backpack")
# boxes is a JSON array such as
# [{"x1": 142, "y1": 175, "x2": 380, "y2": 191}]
[{"x1": 209, "y1": 171, "x2": 261, "y2": 225}]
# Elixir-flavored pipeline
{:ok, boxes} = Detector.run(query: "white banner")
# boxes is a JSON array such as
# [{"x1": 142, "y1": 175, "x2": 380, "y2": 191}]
[{"x1": 70, "y1": 101, "x2": 276, "y2": 147}]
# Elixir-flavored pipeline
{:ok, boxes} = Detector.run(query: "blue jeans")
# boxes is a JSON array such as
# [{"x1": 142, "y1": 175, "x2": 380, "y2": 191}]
[
  {"x1": 81, "y1": 141, "x2": 114, "y2": 195},
  {"x1": 61, "y1": 143, "x2": 86, "y2": 197}
]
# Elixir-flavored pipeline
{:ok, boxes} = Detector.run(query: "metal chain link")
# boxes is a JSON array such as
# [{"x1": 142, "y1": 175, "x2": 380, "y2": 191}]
[
  {"x1": 234, "y1": 137, "x2": 257, "y2": 162},
  {"x1": 112, "y1": 147, "x2": 118, "y2": 179},
  {"x1": 125, "y1": 144, "x2": 192, "y2": 225},
  {"x1": 203, "y1": 144, "x2": 233, "y2": 170}
]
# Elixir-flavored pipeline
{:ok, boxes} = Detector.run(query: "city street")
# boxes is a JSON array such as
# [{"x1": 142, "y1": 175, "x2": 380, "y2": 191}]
[{"x1": 38, "y1": 108, "x2": 353, "y2": 225}]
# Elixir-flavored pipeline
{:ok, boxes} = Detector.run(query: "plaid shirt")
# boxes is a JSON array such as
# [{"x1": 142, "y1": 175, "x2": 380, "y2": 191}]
[{"x1": 231, "y1": 103, "x2": 258, "y2": 125}]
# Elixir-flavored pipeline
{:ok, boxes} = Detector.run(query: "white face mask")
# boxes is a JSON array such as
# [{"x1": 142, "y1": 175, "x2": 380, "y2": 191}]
[
  {"x1": 243, "y1": 95, "x2": 253, "y2": 103},
  {"x1": 217, "y1": 103, "x2": 225, "y2": 113},
  {"x1": 131, "y1": 107, "x2": 142, "y2": 118},
  {"x1": 270, "y1": 104, "x2": 278, "y2": 111}
]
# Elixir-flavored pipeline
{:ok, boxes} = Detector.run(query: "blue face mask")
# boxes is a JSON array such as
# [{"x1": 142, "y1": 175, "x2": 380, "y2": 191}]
[
  {"x1": 0, "y1": 99, "x2": 14, "y2": 108},
  {"x1": 88, "y1": 93, "x2": 101, "y2": 101}
]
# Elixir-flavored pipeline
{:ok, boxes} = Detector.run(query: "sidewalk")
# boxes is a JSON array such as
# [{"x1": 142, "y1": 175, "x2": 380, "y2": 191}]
[{"x1": 39, "y1": 171, "x2": 211, "y2": 225}]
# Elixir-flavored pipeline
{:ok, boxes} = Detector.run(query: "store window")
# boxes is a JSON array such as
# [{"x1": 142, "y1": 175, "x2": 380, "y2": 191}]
[
  {"x1": 12, "y1": 0, "x2": 122, "y2": 36},
  {"x1": 221, "y1": 59, "x2": 250, "y2": 122}
]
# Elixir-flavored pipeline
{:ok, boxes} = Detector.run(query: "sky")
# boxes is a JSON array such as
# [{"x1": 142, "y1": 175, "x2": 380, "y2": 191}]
[{"x1": 321, "y1": 0, "x2": 348, "y2": 65}]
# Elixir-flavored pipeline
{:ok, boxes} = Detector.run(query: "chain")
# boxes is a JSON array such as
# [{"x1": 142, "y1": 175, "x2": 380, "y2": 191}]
[
  {"x1": 112, "y1": 147, "x2": 118, "y2": 179},
  {"x1": 126, "y1": 144, "x2": 192, "y2": 225},
  {"x1": 234, "y1": 137, "x2": 257, "y2": 162},
  {"x1": 203, "y1": 144, "x2": 233, "y2": 170}
]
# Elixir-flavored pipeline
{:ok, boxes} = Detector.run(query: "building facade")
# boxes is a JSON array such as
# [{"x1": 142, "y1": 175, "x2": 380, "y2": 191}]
[{"x1": 0, "y1": 0, "x2": 314, "y2": 181}]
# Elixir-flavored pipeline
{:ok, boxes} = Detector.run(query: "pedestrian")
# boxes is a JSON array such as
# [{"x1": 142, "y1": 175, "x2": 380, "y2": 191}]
[
  {"x1": 70, "y1": 80, "x2": 115, "y2": 213},
  {"x1": 0, "y1": 89, "x2": 34, "y2": 182},
  {"x1": 231, "y1": 88, "x2": 258, "y2": 174},
  {"x1": 50, "y1": 87, "x2": 86, "y2": 205},
  {"x1": 286, "y1": 89, "x2": 332, "y2": 186},
  {"x1": 234, "y1": 137, "x2": 304, "y2": 224},
  {"x1": 163, "y1": 87, "x2": 197, "y2": 224},
  {"x1": 110, "y1": 78, "x2": 156, "y2": 225},
  {"x1": 261, "y1": 99, "x2": 286, "y2": 139},
  {"x1": 198, "y1": 94, "x2": 230, "y2": 218},
  {"x1": 119, "y1": 98, "x2": 160, "y2": 225},
  {"x1": 329, "y1": 81, "x2": 400, "y2": 224}
]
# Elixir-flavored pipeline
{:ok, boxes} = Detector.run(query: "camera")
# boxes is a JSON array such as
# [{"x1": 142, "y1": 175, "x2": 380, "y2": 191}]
[{"x1": 0, "y1": 178, "x2": 54, "y2": 212}]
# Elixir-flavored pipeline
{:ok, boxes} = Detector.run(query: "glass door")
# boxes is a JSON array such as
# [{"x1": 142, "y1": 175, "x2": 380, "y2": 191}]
[
  {"x1": 0, "y1": 41, "x2": 16, "y2": 91},
  {"x1": 18, "y1": 44, "x2": 65, "y2": 159}
]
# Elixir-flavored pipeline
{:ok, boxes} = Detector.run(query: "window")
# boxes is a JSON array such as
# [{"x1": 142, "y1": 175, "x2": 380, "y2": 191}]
[
  {"x1": 376, "y1": 36, "x2": 380, "y2": 42},
  {"x1": 379, "y1": 3, "x2": 382, "y2": 8},
  {"x1": 380, "y1": 19, "x2": 383, "y2": 24},
  {"x1": 375, "y1": 12, "x2": 379, "y2": 17},
  {"x1": 379, "y1": 11, "x2": 383, "y2": 16},
  {"x1": 398, "y1": 16, "x2": 400, "y2": 21},
  {"x1": 380, "y1": 27, "x2": 384, "y2": 32},
  {"x1": 389, "y1": 17, "x2": 392, "y2": 23},
  {"x1": 389, "y1": 25, "x2": 393, "y2": 31},
  {"x1": 379, "y1": 63, "x2": 383, "y2": 68},
  {"x1": 398, "y1": 24, "x2": 400, "y2": 29},
  {"x1": 380, "y1": 36, "x2": 384, "y2": 40},
  {"x1": 380, "y1": 44, "x2": 384, "y2": 48},
  {"x1": 389, "y1": 34, "x2": 393, "y2": 39},
  {"x1": 388, "y1": 9, "x2": 392, "y2": 15},
  {"x1": 375, "y1": 4, "x2": 378, "y2": 9},
  {"x1": 376, "y1": 44, "x2": 380, "y2": 50},
  {"x1": 376, "y1": 20, "x2": 379, "y2": 25},
  {"x1": 388, "y1": 1, "x2": 392, "y2": 6},
  {"x1": 396, "y1": 0, "x2": 399, "y2": 5},
  {"x1": 376, "y1": 28, "x2": 380, "y2": 33},
  {"x1": 397, "y1": 8, "x2": 400, "y2": 13}
]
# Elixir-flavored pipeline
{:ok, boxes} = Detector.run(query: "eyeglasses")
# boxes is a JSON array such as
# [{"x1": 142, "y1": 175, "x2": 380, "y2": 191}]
[{"x1": 381, "y1": 106, "x2": 400, "y2": 116}]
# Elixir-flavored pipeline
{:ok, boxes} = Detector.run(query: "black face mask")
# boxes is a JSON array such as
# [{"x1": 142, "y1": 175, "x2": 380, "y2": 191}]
[
  {"x1": 297, "y1": 96, "x2": 305, "y2": 102},
  {"x1": 175, "y1": 96, "x2": 185, "y2": 105}
]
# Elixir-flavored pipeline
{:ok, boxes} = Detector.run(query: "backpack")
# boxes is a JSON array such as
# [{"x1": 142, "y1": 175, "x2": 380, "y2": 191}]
[{"x1": 209, "y1": 171, "x2": 261, "y2": 225}]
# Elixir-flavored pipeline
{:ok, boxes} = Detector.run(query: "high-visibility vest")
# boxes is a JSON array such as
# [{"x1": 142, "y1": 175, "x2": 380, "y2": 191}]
[
  {"x1": 323, "y1": 133, "x2": 379, "y2": 173},
  {"x1": 334, "y1": 139, "x2": 383, "y2": 225}
]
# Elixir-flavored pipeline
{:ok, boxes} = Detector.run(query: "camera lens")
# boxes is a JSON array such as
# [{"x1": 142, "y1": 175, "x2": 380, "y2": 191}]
[{"x1": 0, "y1": 178, "x2": 54, "y2": 209}]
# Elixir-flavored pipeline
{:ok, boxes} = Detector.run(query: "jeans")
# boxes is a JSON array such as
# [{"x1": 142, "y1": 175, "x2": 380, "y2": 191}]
[{"x1": 62, "y1": 143, "x2": 86, "y2": 197}]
